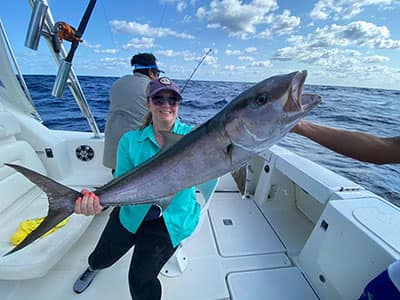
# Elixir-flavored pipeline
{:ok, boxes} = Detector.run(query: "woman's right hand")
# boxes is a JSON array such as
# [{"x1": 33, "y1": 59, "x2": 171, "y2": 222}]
[{"x1": 74, "y1": 189, "x2": 104, "y2": 215}]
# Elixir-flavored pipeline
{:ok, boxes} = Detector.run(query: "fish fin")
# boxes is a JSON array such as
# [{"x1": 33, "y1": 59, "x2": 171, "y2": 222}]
[
  {"x1": 4, "y1": 210, "x2": 72, "y2": 256},
  {"x1": 3, "y1": 163, "x2": 79, "y2": 256},
  {"x1": 157, "y1": 196, "x2": 174, "y2": 212},
  {"x1": 231, "y1": 164, "x2": 248, "y2": 196},
  {"x1": 158, "y1": 131, "x2": 184, "y2": 149},
  {"x1": 226, "y1": 143, "x2": 234, "y2": 162}
]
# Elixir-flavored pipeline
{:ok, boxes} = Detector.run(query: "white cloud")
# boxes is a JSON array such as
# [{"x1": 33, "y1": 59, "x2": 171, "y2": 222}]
[
  {"x1": 224, "y1": 64, "x2": 246, "y2": 71},
  {"x1": 82, "y1": 41, "x2": 101, "y2": 49},
  {"x1": 122, "y1": 37, "x2": 155, "y2": 50},
  {"x1": 196, "y1": 7, "x2": 206, "y2": 18},
  {"x1": 94, "y1": 49, "x2": 118, "y2": 54},
  {"x1": 313, "y1": 21, "x2": 400, "y2": 49},
  {"x1": 156, "y1": 49, "x2": 218, "y2": 66},
  {"x1": 249, "y1": 60, "x2": 272, "y2": 68},
  {"x1": 238, "y1": 56, "x2": 255, "y2": 61},
  {"x1": 271, "y1": 22, "x2": 396, "y2": 86},
  {"x1": 363, "y1": 55, "x2": 390, "y2": 63},
  {"x1": 177, "y1": 1, "x2": 186, "y2": 12},
  {"x1": 100, "y1": 57, "x2": 127, "y2": 68},
  {"x1": 244, "y1": 47, "x2": 257, "y2": 53},
  {"x1": 225, "y1": 49, "x2": 241, "y2": 56},
  {"x1": 262, "y1": 10, "x2": 301, "y2": 36},
  {"x1": 311, "y1": 0, "x2": 398, "y2": 20},
  {"x1": 110, "y1": 20, "x2": 194, "y2": 39},
  {"x1": 156, "y1": 49, "x2": 191, "y2": 57},
  {"x1": 196, "y1": 0, "x2": 278, "y2": 35}
]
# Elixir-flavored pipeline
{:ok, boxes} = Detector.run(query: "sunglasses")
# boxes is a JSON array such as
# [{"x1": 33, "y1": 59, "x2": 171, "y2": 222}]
[{"x1": 151, "y1": 96, "x2": 181, "y2": 106}]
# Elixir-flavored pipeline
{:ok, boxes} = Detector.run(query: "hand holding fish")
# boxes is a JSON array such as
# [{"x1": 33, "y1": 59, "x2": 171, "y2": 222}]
[{"x1": 74, "y1": 189, "x2": 103, "y2": 216}]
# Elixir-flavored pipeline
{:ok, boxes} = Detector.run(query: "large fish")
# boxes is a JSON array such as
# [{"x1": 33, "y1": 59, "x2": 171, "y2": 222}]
[{"x1": 4, "y1": 70, "x2": 321, "y2": 255}]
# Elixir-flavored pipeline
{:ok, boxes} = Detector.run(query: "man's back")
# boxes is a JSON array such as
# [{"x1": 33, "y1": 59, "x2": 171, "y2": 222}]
[{"x1": 103, "y1": 73, "x2": 150, "y2": 169}]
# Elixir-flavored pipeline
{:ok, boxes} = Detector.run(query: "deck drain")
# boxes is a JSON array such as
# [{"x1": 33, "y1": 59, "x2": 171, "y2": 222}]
[{"x1": 223, "y1": 219, "x2": 233, "y2": 226}]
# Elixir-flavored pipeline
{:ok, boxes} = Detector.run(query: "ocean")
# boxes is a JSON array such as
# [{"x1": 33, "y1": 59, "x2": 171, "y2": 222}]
[{"x1": 24, "y1": 75, "x2": 400, "y2": 207}]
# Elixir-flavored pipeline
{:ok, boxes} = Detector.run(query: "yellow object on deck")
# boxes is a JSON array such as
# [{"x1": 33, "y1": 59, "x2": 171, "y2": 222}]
[{"x1": 10, "y1": 217, "x2": 70, "y2": 246}]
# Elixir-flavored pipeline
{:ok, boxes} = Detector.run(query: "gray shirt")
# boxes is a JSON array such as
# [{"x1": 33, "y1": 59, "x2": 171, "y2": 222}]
[{"x1": 103, "y1": 73, "x2": 150, "y2": 169}]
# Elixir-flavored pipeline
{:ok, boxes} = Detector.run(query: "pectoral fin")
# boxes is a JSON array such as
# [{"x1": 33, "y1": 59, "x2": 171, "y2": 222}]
[
  {"x1": 158, "y1": 131, "x2": 185, "y2": 150},
  {"x1": 231, "y1": 164, "x2": 248, "y2": 196}
]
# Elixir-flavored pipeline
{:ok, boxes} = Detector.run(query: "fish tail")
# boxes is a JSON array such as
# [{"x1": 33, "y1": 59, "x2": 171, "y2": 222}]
[{"x1": 3, "y1": 163, "x2": 79, "y2": 256}]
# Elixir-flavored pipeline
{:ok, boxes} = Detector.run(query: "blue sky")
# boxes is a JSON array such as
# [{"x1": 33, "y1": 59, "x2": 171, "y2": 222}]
[{"x1": 1, "y1": 0, "x2": 400, "y2": 89}]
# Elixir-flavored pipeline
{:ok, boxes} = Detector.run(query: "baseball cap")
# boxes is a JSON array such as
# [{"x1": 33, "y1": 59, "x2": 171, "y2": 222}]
[
  {"x1": 133, "y1": 64, "x2": 165, "y2": 73},
  {"x1": 148, "y1": 77, "x2": 182, "y2": 99}
]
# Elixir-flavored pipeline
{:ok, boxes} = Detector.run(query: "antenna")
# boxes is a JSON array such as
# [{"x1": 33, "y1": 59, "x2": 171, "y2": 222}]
[{"x1": 181, "y1": 48, "x2": 212, "y2": 93}]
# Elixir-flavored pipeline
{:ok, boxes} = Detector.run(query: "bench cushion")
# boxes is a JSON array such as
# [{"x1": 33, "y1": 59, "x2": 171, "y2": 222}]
[{"x1": 0, "y1": 115, "x2": 93, "y2": 279}]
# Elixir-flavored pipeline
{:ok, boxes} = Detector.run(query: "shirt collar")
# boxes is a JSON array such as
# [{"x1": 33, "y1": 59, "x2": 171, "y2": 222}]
[{"x1": 138, "y1": 120, "x2": 182, "y2": 145}]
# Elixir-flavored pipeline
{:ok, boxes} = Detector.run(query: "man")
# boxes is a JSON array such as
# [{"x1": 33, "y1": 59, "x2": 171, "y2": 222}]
[
  {"x1": 292, "y1": 120, "x2": 400, "y2": 299},
  {"x1": 103, "y1": 53, "x2": 162, "y2": 171}
]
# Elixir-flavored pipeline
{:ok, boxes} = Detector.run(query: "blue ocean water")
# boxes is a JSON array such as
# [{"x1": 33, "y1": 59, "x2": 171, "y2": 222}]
[{"x1": 24, "y1": 75, "x2": 400, "y2": 207}]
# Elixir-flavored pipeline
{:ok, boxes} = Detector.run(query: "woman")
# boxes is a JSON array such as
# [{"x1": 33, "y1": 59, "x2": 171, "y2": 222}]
[{"x1": 73, "y1": 77, "x2": 200, "y2": 300}]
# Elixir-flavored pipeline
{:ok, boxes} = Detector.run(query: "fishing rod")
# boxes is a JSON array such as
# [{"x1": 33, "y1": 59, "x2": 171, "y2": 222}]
[
  {"x1": 181, "y1": 48, "x2": 212, "y2": 93},
  {"x1": 52, "y1": 0, "x2": 97, "y2": 97}
]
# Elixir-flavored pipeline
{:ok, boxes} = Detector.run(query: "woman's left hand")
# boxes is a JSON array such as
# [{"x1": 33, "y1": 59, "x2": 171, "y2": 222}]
[{"x1": 74, "y1": 189, "x2": 104, "y2": 216}]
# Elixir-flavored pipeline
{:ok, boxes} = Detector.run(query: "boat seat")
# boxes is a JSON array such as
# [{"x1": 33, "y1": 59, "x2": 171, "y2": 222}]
[
  {"x1": 0, "y1": 111, "x2": 94, "y2": 280},
  {"x1": 161, "y1": 177, "x2": 220, "y2": 277}
]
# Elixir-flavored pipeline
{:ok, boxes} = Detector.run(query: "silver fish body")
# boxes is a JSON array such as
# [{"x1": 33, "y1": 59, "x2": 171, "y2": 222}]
[{"x1": 96, "y1": 70, "x2": 320, "y2": 206}]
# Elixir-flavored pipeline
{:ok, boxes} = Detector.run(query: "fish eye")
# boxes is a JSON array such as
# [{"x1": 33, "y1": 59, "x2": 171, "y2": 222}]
[{"x1": 254, "y1": 94, "x2": 269, "y2": 106}]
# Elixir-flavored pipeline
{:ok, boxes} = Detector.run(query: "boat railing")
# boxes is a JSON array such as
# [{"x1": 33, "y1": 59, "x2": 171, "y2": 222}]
[{"x1": 26, "y1": 0, "x2": 101, "y2": 138}]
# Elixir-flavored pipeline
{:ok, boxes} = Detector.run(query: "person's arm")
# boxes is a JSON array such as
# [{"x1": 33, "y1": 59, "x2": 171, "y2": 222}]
[{"x1": 292, "y1": 121, "x2": 400, "y2": 164}]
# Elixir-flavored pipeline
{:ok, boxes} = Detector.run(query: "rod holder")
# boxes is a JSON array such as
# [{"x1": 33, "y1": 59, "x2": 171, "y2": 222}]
[
  {"x1": 52, "y1": 60, "x2": 71, "y2": 97},
  {"x1": 25, "y1": 0, "x2": 48, "y2": 50}
]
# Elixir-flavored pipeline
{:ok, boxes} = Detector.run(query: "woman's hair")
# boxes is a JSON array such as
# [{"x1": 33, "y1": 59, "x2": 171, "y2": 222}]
[
  {"x1": 140, "y1": 83, "x2": 153, "y2": 130},
  {"x1": 140, "y1": 111, "x2": 152, "y2": 130}
]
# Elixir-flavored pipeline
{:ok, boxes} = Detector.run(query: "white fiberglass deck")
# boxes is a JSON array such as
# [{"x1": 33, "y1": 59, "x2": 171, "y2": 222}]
[{"x1": 1, "y1": 175, "x2": 317, "y2": 300}]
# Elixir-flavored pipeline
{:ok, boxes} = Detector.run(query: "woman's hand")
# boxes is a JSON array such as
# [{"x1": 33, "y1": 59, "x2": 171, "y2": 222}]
[{"x1": 74, "y1": 189, "x2": 104, "y2": 215}]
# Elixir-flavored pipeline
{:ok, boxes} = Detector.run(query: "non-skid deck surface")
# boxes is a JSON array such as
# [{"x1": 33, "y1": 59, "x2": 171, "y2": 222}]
[
  {"x1": 227, "y1": 267, "x2": 318, "y2": 300},
  {"x1": 2, "y1": 177, "x2": 316, "y2": 300},
  {"x1": 209, "y1": 192, "x2": 285, "y2": 257}
]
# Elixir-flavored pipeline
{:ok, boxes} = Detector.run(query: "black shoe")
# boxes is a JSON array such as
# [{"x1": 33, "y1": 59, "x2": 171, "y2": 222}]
[{"x1": 73, "y1": 267, "x2": 99, "y2": 294}]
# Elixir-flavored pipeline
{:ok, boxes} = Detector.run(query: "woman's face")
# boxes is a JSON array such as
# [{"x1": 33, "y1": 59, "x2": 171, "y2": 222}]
[{"x1": 148, "y1": 90, "x2": 181, "y2": 129}]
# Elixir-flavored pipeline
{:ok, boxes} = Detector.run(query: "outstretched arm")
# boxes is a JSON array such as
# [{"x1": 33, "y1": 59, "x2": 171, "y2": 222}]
[{"x1": 292, "y1": 121, "x2": 400, "y2": 165}]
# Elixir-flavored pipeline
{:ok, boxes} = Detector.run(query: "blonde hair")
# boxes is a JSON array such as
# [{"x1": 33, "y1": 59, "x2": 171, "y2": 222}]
[
  {"x1": 140, "y1": 111, "x2": 152, "y2": 130},
  {"x1": 140, "y1": 83, "x2": 153, "y2": 130}
]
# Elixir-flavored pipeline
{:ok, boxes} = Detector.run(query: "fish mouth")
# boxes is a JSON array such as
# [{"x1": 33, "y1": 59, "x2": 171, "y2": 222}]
[
  {"x1": 291, "y1": 70, "x2": 307, "y2": 109},
  {"x1": 288, "y1": 70, "x2": 321, "y2": 113}
]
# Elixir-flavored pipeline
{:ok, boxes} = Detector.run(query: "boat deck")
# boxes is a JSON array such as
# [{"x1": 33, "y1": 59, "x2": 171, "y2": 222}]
[{"x1": 2, "y1": 176, "x2": 318, "y2": 300}]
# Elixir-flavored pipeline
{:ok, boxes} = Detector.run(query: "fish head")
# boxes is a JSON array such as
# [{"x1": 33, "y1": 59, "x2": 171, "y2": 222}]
[{"x1": 225, "y1": 70, "x2": 321, "y2": 153}]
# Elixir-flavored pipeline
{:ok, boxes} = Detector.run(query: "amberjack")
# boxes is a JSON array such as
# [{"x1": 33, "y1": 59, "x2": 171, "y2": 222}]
[{"x1": 4, "y1": 70, "x2": 321, "y2": 255}]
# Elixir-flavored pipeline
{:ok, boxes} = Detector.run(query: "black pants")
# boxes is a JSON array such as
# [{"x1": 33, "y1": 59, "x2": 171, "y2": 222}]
[{"x1": 88, "y1": 207, "x2": 177, "y2": 300}]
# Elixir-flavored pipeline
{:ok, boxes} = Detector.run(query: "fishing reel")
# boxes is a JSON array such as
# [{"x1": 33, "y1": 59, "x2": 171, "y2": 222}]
[{"x1": 51, "y1": 21, "x2": 83, "y2": 54}]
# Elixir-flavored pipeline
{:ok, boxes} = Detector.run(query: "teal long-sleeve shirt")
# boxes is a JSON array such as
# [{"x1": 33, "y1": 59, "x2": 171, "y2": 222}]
[{"x1": 114, "y1": 120, "x2": 200, "y2": 247}]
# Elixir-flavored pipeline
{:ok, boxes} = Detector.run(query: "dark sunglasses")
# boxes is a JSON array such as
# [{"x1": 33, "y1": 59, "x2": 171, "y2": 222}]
[{"x1": 151, "y1": 96, "x2": 181, "y2": 106}]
